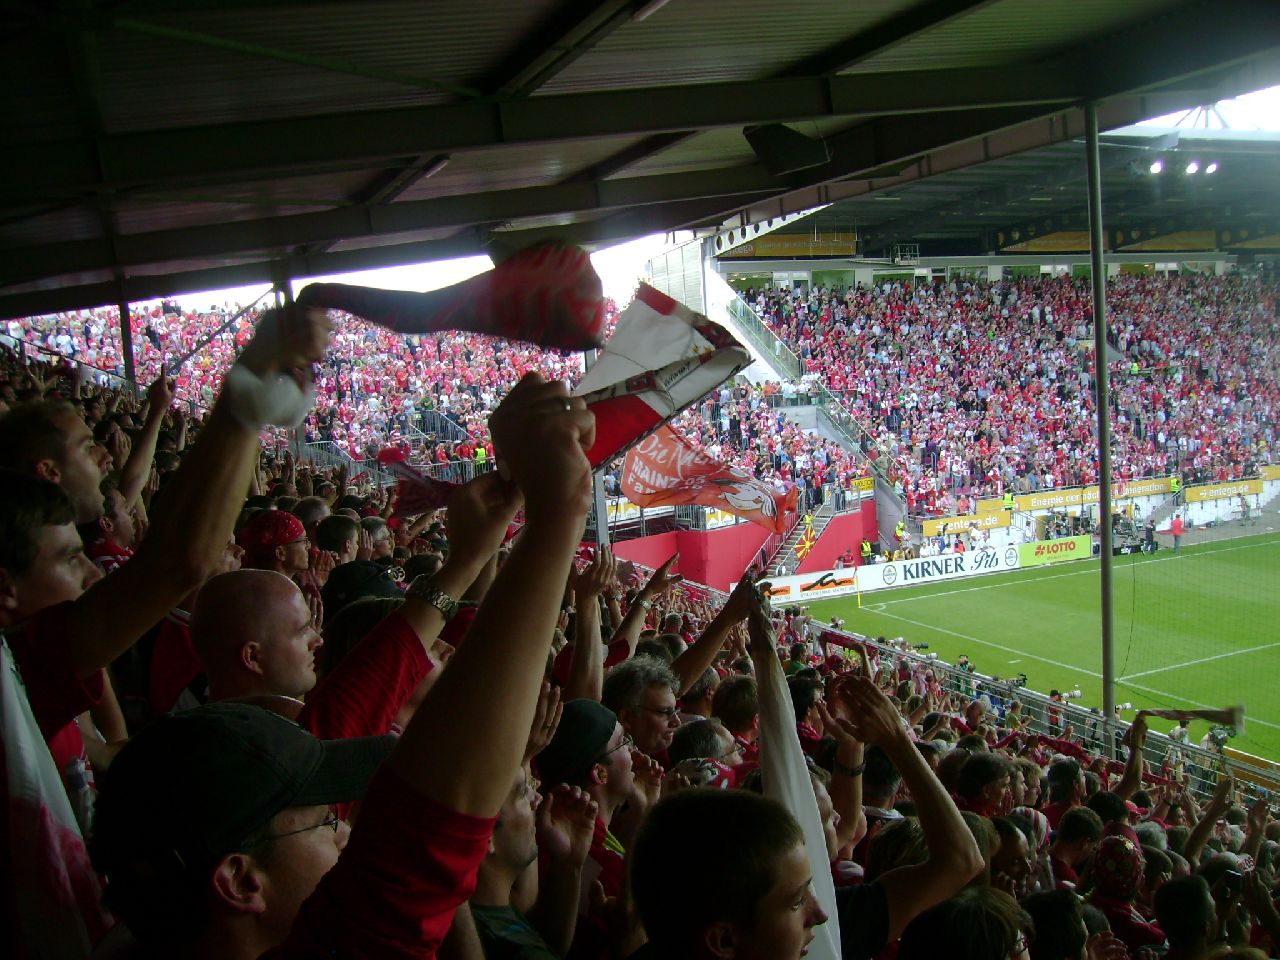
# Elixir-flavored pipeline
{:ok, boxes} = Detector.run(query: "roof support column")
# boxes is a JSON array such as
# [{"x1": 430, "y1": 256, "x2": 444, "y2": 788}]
[
  {"x1": 118, "y1": 291, "x2": 136, "y2": 386},
  {"x1": 1085, "y1": 102, "x2": 1116, "y2": 759}
]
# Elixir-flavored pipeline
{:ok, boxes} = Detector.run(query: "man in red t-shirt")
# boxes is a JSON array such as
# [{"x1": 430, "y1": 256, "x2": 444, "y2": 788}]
[
  {"x1": 0, "y1": 305, "x2": 337, "y2": 956},
  {"x1": 1043, "y1": 758, "x2": 1087, "y2": 829},
  {"x1": 81, "y1": 481, "x2": 138, "y2": 575}
]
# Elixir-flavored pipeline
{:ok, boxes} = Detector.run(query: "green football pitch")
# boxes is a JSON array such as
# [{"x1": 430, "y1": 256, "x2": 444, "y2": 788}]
[{"x1": 806, "y1": 532, "x2": 1280, "y2": 761}]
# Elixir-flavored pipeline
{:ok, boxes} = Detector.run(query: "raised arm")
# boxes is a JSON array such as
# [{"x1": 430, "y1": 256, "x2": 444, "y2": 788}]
[
  {"x1": 840, "y1": 675, "x2": 984, "y2": 941},
  {"x1": 66, "y1": 306, "x2": 333, "y2": 678},
  {"x1": 817, "y1": 694, "x2": 867, "y2": 852},
  {"x1": 1184, "y1": 772, "x2": 1233, "y2": 867},
  {"x1": 118, "y1": 374, "x2": 173, "y2": 507},
  {"x1": 1113, "y1": 713, "x2": 1148, "y2": 801},
  {"x1": 669, "y1": 576, "x2": 750, "y2": 697},
  {"x1": 563, "y1": 545, "x2": 615, "y2": 702},
  {"x1": 298, "y1": 473, "x2": 520, "y2": 741},
  {"x1": 389, "y1": 373, "x2": 595, "y2": 816},
  {"x1": 609, "y1": 554, "x2": 680, "y2": 657}
]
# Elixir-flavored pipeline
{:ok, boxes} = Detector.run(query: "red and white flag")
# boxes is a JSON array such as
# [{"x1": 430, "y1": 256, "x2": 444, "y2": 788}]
[
  {"x1": 297, "y1": 242, "x2": 607, "y2": 352},
  {"x1": 1, "y1": 639, "x2": 112, "y2": 958},
  {"x1": 376, "y1": 449, "x2": 455, "y2": 516},
  {"x1": 574, "y1": 284, "x2": 751, "y2": 468},
  {"x1": 621, "y1": 425, "x2": 796, "y2": 533}
]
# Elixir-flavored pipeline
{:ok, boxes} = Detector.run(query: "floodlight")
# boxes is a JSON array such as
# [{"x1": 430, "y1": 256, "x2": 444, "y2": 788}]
[
  {"x1": 1149, "y1": 160, "x2": 1163, "y2": 174},
  {"x1": 1185, "y1": 161, "x2": 1199, "y2": 175},
  {"x1": 1205, "y1": 162, "x2": 1218, "y2": 174}
]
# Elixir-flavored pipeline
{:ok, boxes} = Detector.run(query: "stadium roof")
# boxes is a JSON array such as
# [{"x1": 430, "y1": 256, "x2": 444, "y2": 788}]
[
  {"x1": 2, "y1": 0, "x2": 1278, "y2": 317},
  {"x1": 730, "y1": 127, "x2": 1280, "y2": 259}
]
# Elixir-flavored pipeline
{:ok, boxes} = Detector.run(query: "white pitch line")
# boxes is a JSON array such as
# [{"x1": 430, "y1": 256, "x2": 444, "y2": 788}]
[
  {"x1": 869, "y1": 607, "x2": 1280, "y2": 732},
  {"x1": 873, "y1": 537, "x2": 1278, "y2": 607},
  {"x1": 870, "y1": 608, "x2": 1102, "y2": 678},
  {"x1": 1120, "y1": 642, "x2": 1280, "y2": 680}
]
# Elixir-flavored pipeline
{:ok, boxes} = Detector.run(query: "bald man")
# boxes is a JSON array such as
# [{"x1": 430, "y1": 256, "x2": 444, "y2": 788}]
[
  {"x1": 192, "y1": 569, "x2": 323, "y2": 704},
  {"x1": 192, "y1": 474, "x2": 518, "y2": 743}
]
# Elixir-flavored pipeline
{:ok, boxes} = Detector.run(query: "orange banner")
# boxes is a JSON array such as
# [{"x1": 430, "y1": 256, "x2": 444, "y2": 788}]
[{"x1": 621, "y1": 425, "x2": 796, "y2": 533}]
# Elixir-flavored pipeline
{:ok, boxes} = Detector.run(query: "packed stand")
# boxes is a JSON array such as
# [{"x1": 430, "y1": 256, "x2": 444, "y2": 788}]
[
  {"x1": 7, "y1": 296, "x2": 621, "y2": 468},
  {"x1": 2, "y1": 295, "x2": 1278, "y2": 960},
  {"x1": 747, "y1": 273, "x2": 1279, "y2": 516}
]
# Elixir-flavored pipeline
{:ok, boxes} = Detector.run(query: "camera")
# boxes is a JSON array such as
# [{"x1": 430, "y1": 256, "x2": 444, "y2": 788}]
[
  {"x1": 1207, "y1": 725, "x2": 1235, "y2": 749},
  {"x1": 912, "y1": 643, "x2": 930, "y2": 651}
]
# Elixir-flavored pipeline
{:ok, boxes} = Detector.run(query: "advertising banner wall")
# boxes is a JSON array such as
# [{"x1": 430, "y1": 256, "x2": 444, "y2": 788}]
[
  {"x1": 975, "y1": 476, "x2": 1174, "y2": 514},
  {"x1": 922, "y1": 511, "x2": 1012, "y2": 538},
  {"x1": 1184, "y1": 479, "x2": 1264, "y2": 503},
  {"x1": 1017, "y1": 535, "x2": 1092, "y2": 568},
  {"x1": 745, "y1": 546, "x2": 1021, "y2": 602}
]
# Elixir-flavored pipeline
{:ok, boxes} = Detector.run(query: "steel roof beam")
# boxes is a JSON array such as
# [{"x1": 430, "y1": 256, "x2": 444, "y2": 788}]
[
  {"x1": 786, "y1": 0, "x2": 999, "y2": 76},
  {"x1": 0, "y1": 65, "x2": 1082, "y2": 204},
  {"x1": 483, "y1": 0, "x2": 638, "y2": 99}
]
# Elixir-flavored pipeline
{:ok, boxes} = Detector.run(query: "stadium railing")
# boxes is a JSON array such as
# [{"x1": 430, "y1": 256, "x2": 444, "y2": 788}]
[
  {"x1": 816, "y1": 627, "x2": 1257, "y2": 803},
  {"x1": 624, "y1": 562, "x2": 1253, "y2": 802}
]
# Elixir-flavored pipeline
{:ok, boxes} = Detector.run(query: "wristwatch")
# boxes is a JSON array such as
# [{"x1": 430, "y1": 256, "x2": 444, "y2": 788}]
[
  {"x1": 832, "y1": 760, "x2": 866, "y2": 777},
  {"x1": 637, "y1": 598, "x2": 653, "y2": 611},
  {"x1": 407, "y1": 576, "x2": 462, "y2": 621}
]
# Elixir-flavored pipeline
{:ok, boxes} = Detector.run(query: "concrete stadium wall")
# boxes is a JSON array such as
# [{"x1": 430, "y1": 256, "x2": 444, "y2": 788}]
[{"x1": 612, "y1": 521, "x2": 774, "y2": 593}]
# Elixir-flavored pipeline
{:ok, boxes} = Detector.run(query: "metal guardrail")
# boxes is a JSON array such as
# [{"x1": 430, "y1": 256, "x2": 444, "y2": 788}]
[
  {"x1": 725, "y1": 296, "x2": 804, "y2": 381},
  {"x1": 815, "y1": 627, "x2": 1257, "y2": 802},
  {"x1": 623, "y1": 560, "x2": 1255, "y2": 800}
]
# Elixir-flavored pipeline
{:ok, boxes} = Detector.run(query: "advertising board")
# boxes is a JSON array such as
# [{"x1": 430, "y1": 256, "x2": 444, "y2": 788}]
[
  {"x1": 1017, "y1": 535, "x2": 1091, "y2": 567},
  {"x1": 746, "y1": 546, "x2": 1021, "y2": 602},
  {"x1": 922, "y1": 510, "x2": 1011, "y2": 538},
  {"x1": 1183, "y1": 479, "x2": 1264, "y2": 503}
]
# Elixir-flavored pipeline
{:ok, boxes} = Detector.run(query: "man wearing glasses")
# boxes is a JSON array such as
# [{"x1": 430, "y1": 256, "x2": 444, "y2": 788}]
[
  {"x1": 602, "y1": 656, "x2": 682, "y2": 762},
  {"x1": 535, "y1": 699, "x2": 640, "y2": 904},
  {"x1": 238, "y1": 509, "x2": 312, "y2": 581}
]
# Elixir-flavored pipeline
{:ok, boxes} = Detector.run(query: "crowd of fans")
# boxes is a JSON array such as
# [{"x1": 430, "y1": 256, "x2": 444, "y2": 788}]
[
  {"x1": 1, "y1": 303, "x2": 1276, "y2": 960},
  {"x1": 6, "y1": 297, "x2": 616, "y2": 467},
  {"x1": 746, "y1": 273, "x2": 1278, "y2": 516}
]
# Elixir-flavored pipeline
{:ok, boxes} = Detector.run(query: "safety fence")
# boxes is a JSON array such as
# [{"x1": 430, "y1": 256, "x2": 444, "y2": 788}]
[{"x1": 623, "y1": 561, "x2": 1263, "y2": 802}]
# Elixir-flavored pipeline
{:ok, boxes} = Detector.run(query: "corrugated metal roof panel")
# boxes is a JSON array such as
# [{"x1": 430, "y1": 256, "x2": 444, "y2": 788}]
[
  {"x1": 616, "y1": 128, "x2": 758, "y2": 178},
  {"x1": 395, "y1": 136, "x2": 652, "y2": 201},
  {"x1": 92, "y1": 0, "x2": 560, "y2": 133},
  {"x1": 0, "y1": 205, "x2": 104, "y2": 248},
  {"x1": 541, "y1": 0, "x2": 915, "y2": 94},
  {"x1": 847, "y1": 0, "x2": 1182, "y2": 73}
]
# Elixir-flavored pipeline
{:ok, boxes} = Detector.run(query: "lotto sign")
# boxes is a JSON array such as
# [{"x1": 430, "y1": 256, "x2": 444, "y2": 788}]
[{"x1": 1017, "y1": 535, "x2": 1091, "y2": 568}]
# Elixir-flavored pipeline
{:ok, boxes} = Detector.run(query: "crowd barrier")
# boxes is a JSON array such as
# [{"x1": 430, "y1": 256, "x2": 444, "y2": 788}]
[
  {"x1": 627, "y1": 560, "x2": 1262, "y2": 802},
  {"x1": 816, "y1": 627, "x2": 1260, "y2": 804}
]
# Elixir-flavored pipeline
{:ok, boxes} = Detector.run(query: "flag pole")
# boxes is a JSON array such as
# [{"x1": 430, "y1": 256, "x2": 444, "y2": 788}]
[{"x1": 583, "y1": 344, "x2": 610, "y2": 548}]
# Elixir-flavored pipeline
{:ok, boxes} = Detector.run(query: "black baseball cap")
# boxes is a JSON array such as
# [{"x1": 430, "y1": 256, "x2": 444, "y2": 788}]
[
  {"x1": 321, "y1": 559, "x2": 403, "y2": 616},
  {"x1": 535, "y1": 699, "x2": 619, "y2": 787},
  {"x1": 91, "y1": 702, "x2": 394, "y2": 877}
]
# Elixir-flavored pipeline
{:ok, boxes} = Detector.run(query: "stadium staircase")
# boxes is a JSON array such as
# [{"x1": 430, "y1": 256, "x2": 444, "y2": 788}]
[
  {"x1": 707, "y1": 273, "x2": 917, "y2": 553},
  {"x1": 773, "y1": 502, "x2": 834, "y2": 574}
]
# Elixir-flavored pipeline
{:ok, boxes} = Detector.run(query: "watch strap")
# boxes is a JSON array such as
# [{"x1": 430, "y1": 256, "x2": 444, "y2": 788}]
[{"x1": 407, "y1": 576, "x2": 461, "y2": 621}]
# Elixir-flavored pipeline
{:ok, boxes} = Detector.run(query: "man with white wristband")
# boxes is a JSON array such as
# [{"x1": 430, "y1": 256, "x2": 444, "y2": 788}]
[{"x1": 0, "y1": 304, "x2": 335, "y2": 954}]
